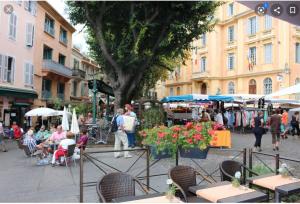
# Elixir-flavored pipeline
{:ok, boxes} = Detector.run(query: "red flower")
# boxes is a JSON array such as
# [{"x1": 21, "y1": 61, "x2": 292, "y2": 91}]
[
  {"x1": 208, "y1": 130, "x2": 215, "y2": 136},
  {"x1": 195, "y1": 125, "x2": 202, "y2": 132},
  {"x1": 158, "y1": 132, "x2": 165, "y2": 138},
  {"x1": 187, "y1": 138, "x2": 193, "y2": 144},
  {"x1": 172, "y1": 126, "x2": 181, "y2": 132},
  {"x1": 172, "y1": 133, "x2": 178, "y2": 138},
  {"x1": 185, "y1": 122, "x2": 193, "y2": 130},
  {"x1": 183, "y1": 131, "x2": 189, "y2": 137},
  {"x1": 193, "y1": 134, "x2": 203, "y2": 141},
  {"x1": 140, "y1": 131, "x2": 147, "y2": 137}
]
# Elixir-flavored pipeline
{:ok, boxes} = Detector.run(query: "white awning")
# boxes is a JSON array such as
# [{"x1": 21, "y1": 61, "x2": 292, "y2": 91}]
[{"x1": 265, "y1": 84, "x2": 300, "y2": 98}]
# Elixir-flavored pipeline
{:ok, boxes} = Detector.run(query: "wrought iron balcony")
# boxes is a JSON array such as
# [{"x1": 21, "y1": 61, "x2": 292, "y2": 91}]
[
  {"x1": 72, "y1": 69, "x2": 86, "y2": 79},
  {"x1": 42, "y1": 90, "x2": 52, "y2": 99},
  {"x1": 42, "y1": 60, "x2": 72, "y2": 78}
]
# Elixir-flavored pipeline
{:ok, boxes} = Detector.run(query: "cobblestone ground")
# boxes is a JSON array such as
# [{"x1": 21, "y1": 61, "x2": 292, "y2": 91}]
[{"x1": 0, "y1": 133, "x2": 299, "y2": 202}]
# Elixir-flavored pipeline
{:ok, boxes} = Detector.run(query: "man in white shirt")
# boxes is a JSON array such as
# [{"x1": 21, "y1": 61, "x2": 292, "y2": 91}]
[{"x1": 215, "y1": 110, "x2": 224, "y2": 125}]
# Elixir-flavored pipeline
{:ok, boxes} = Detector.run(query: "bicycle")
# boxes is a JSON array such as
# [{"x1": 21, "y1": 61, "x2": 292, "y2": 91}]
[{"x1": 86, "y1": 118, "x2": 112, "y2": 145}]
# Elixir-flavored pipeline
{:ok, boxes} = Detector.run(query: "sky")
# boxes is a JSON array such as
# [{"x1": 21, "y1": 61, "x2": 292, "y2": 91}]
[{"x1": 47, "y1": 0, "x2": 89, "y2": 53}]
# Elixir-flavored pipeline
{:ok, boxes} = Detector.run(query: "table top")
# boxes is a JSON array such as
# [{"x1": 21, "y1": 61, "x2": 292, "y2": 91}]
[
  {"x1": 248, "y1": 174, "x2": 300, "y2": 193},
  {"x1": 112, "y1": 193, "x2": 182, "y2": 203},
  {"x1": 189, "y1": 181, "x2": 267, "y2": 203}
]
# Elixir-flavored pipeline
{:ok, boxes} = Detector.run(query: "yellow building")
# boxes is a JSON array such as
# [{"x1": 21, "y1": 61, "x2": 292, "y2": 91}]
[
  {"x1": 156, "y1": 1, "x2": 300, "y2": 99},
  {"x1": 33, "y1": 1, "x2": 76, "y2": 107}
]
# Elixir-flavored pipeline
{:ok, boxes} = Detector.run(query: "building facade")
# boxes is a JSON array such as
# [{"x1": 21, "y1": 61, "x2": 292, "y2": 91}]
[
  {"x1": 157, "y1": 1, "x2": 300, "y2": 100},
  {"x1": 33, "y1": 1, "x2": 75, "y2": 108},
  {"x1": 0, "y1": 1, "x2": 38, "y2": 126}
]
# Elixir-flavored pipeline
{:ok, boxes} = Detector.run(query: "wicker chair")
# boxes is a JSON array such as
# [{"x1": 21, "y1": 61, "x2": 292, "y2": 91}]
[
  {"x1": 96, "y1": 172, "x2": 148, "y2": 203},
  {"x1": 219, "y1": 160, "x2": 258, "y2": 184},
  {"x1": 63, "y1": 144, "x2": 76, "y2": 167},
  {"x1": 169, "y1": 165, "x2": 215, "y2": 203}
]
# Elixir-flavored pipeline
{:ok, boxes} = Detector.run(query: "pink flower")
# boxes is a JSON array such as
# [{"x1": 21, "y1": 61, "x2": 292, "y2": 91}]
[
  {"x1": 183, "y1": 131, "x2": 189, "y2": 137},
  {"x1": 158, "y1": 132, "x2": 165, "y2": 138},
  {"x1": 185, "y1": 122, "x2": 193, "y2": 129},
  {"x1": 172, "y1": 126, "x2": 181, "y2": 132},
  {"x1": 187, "y1": 138, "x2": 193, "y2": 144},
  {"x1": 193, "y1": 134, "x2": 203, "y2": 141},
  {"x1": 208, "y1": 130, "x2": 215, "y2": 136},
  {"x1": 172, "y1": 133, "x2": 178, "y2": 138},
  {"x1": 195, "y1": 125, "x2": 202, "y2": 132}
]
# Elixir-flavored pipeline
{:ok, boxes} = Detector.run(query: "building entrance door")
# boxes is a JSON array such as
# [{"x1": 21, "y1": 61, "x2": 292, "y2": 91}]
[
  {"x1": 201, "y1": 83, "x2": 207, "y2": 94},
  {"x1": 249, "y1": 79, "x2": 257, "y2": 94}
]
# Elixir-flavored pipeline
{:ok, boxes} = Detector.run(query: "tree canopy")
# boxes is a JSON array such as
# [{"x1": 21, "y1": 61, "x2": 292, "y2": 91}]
[{"x1": 67, "y1": 1, "x2": 221, "y2": 109}]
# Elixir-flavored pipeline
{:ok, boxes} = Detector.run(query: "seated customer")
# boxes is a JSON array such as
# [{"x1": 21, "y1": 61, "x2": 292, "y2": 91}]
[
  {"x1": 77, "y1": 129, "x2": 88, "y2": 150},
  {"x1": 35, "y1": 125, "x2": 49, "y2": 144},
  {"x1": 23, "y1": 130, "x2": 37, "y2": 154},
  {"x1": 51, "y1": 132, "x2": 75, "y2": 166},
  {"x1": 47, "y1": 125, "x2": 66, "y2": 152}
]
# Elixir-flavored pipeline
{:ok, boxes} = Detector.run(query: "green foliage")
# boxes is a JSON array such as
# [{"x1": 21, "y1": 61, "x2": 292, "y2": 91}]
[
  {"x1": 66, "y1": 2, "x2": 222, "y2": 104},
  {"x1": 141, "y1": 107, "x2": 165, "y2": 129},
  {"x1": 52, "y1": 98, "x2": 62, "y2": 110},
  {"x1": 252, "y1": 164, "x2": 273, "y2": 175},
  {"x1": 72, "y1": 103, "x2": 92, "y2": 116}
]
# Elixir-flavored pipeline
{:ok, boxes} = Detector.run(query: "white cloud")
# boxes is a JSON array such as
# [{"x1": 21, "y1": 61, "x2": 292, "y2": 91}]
[{"x1": 47, "y1": 0, "x2": 89, "y2": 53}]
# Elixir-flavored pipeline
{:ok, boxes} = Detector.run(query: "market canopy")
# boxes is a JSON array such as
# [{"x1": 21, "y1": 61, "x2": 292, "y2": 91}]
[
  {"x1": 25, "y1": 108, "x2": 58, "y2": 117},
  {"x1": 161, "y1": 94, "x2": 234, "y2": 103},
  {"x1": 265, "y1": 84, "x2": 300, "y2": 99}
]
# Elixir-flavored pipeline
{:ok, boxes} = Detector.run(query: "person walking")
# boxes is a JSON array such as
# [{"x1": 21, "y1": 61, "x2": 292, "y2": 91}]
[
  {"x1": 281, "y1": 109, "x2": 289, "y2": 139},
  {"x1": 124, "y1": 104, "x2": 138, "y2": 148},
  {"x1": 252, "y1": 111, "x2": 264, "y2": 152},
  {"x1": 0, "y1": 121, "x2": 7, "y2": 152},
  {"x1": 269, "y1": 109, "x2": 282, "y2": 151},
  {"x1": 114, "y1": 108, "x2": 132, "y2": 158},
  {"x1": 291, "y1": 112, "x2": 300, "y2": 137}
]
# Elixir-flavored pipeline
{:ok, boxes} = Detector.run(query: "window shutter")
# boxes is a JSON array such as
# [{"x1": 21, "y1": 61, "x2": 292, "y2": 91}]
[
  {"x1": 247, "y1": 19, "x2": 251, "y2": 35},
  {"x1": 11, "y1": 58, "x2": 15, "y2": 83},
  {"x1": 9, "y1": 14, "x2": 14, "y2": 37},
  {"x1": 24, "y1": 1, "x2": 29, "y2": 10},
  {"x1": 0, "y1": 55, "x2": 2, "y2": 81},
  {"x1": 30, "y1": 1, "x2": 37, "y2": 16},
  {"x1": 24, "y1": 63, "x2": 28, "y2": 84},
  {"x1": 26, "y1": 23, "x2": 33, "y2": 46},
  {"x1": 30, "y1": 64, "x2": 34, "y2": 85},
  {"x1": 3, "y1": 56, "x2": 8, "y2": 82},
  {"x1": 255, "y1": 17, "x2": 259, "y2": 34}
]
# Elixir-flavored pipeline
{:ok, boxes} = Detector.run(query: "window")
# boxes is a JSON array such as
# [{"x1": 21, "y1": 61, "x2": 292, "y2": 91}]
[
  {"x1": 228, "y1": 53, "x2": 234, "y2": 70},
  {"x1": 81, "y1": 82, "x2": 86, "y2": 97},
  {"x1": 58, "y1": 54, "x2": 66, "y2": 65},
  {"x1": 264, "y1": 15, "x2": 272, "y2": 30},
  {"x1": 249, "y1": 79, "x2": 257, "y2": 94},
  {"x1": 170, "y1": 88, "x2": 174, "y2": 96},
  {"x1": 296, "y1": 78, "x2": 300, "y2": 100},
  {"x1": 228, "y1": 3, "x2": 234, "y2": 16},
  {"x1": 200, "y1": 57, "x2": 206, "y2": 72},
  {"x1": 43, "y1": 45, "x2": 53, "y2": 60},
  {"x1": 263, "y1": 78, "x2": 272, "y2": 94},
  {"x1": 57, "y1": 83, "x2": 65, "y2": 100},
  {"x1": 228, "y1": 26, "x2": 234, "y2": 42},
  {"x1": 264, "y1": 43, "x2": 272, "y2": 64},
  {"x1": 200, "y1": 33, "x2": 206, "y2": 47},
  {"x1": 42, "y1": 79, "x2": 52, "y2": 99},
  {"x1": 44, "y1": 15, "x2": 55, "y2": 36},
  {"x1": 249, "y1": 47, "x2": 257, "y2": 65},
  {"x1": 248, "y1": 16, "x2": 258, "y2": 35},
  {"x1": 296, "y1": 43, "x2": 300, "y2": 63},
  {"x1": 177, "y1": 87, "x2": 180, "y2": 95},
  {"x1": 9, "y1": 13, "x2": 17, "y2": 40},
  {"x1": 24, "y1": 62, "x2": 34, "y2": 86},
  {"x1": 59, "y1": 27, "x2": 68, "y2": 45},
  {"x1": 73, "y1": 59, "x2": 80, "y2": 69},
  {"x1": 228, "y1": 81, "x2": 235, "y2": 94},
  {"x1": 72, "y1": 81, "x2": 78, "y2": 97},
  {"x1": 2, "y1": 56, "x2": 15, "y2": 83},
  {"x1": 24, "y1": 1, "x2": 37, "y2": 16},
  {"x1": 25, "y1": 23, "x2": 34, "y2": 47}
]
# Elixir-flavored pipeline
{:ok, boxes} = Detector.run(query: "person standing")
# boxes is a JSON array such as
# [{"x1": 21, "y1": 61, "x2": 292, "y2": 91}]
[
  {"x1": 86, "y1": 112, "x2": 93, "y2": 124},
  {"x1": 281, "y1": 110, "x2": 289, "y2": 139},
  {"x1": 214, "y1": 110, "x2": 224, "y2": 125},
  {"x1": 269, "y1": 109, "x2": 282, "y2": 151},
  {"x1": 11, "y1": 121, "x2": 22, "y2": 140},
  {"x1": 124, "y1": 104, "x2": 138, "y2": 148},
  {"x1": 291, "y1": 112, "x2": 300, "y2": 136},
  {"x1": 0, "y1": 121, "x2": 7, "y2": 152},
  {"x1": 252, "y1": 111, "x2": 264, "y2": 152},
  {"x1": 114, "y1": 108, "x2": 132, "y2": 158}
]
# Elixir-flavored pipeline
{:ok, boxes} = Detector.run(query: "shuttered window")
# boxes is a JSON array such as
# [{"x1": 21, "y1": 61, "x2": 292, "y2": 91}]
[
  {"x1": 26, "y1": 23, "x2": 34, "y2": 47},
  {"x1": 24, "y1": 62, "x2": 34, "y2": 86},
  {"x1": 248, "y1": 16, "x2": 258, "y2": 35},
  {"x1": 264, "y1": 15, "x2": 272, "y2": 30},
  {"x1": 9, "y1": 13, "x2": 17, "y2": 40}
]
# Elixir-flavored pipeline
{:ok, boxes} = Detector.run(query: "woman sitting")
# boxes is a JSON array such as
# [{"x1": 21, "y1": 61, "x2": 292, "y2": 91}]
[
  {"x1": 23, "y1": 129, "x2": 37, "y2": 154},
  {"x1": 51, "y1": 132, "x2": 75, "y2": 166}
]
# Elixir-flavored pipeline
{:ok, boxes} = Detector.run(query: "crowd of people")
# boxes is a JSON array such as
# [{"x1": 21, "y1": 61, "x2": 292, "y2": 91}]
[{"x1": 251, "y1": 110, "x2": 300, "y2": 152}]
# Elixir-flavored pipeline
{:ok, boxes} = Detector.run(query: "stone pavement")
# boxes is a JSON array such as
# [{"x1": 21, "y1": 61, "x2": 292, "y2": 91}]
[{"x1": 0, "y1": 133, "x2": 299, "y2": 202}]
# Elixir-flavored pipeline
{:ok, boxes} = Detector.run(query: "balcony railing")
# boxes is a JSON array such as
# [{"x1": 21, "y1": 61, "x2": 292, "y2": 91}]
[
  {"x1": 43, "y1": 60, "x2": 72, "y2": 78},
  {"x1": 57, "y1": 93, "x2": 64, "y2": 100},
  {"x1": 72, "y1": 69, "x2": 86, "y2": 79},
  {"x1": 42, "y1": 90, "x2": 51, "y2": 99}
]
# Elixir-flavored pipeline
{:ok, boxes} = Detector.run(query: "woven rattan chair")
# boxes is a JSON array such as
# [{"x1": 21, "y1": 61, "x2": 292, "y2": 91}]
[
  {"x1": 96, "y1": 172, "x2": 148, "y2": 203},
  {"x1": 219, "y1": 160, "x2": 258, "y2": 184},
  {"x1": 169, "y1": 165, "x2": 215, "y2": 203},
  {"x1": 63, "y1": 144, "x2": 76, "y2": 167}
]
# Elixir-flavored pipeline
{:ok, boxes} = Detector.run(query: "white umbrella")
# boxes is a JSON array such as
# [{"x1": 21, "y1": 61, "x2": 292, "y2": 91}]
[
  {"x1": 61, "y1": 106, "x2": 69, "y2": 131},
  {"x1": 53, "y1": 110, "x2": 72, "y2": 117},
  {"x1": 25, "y1": 107, "x2": 58, "y2": 117},
  {"x1": 70, "y1": 108, "x2": 80, "y2": 135}
]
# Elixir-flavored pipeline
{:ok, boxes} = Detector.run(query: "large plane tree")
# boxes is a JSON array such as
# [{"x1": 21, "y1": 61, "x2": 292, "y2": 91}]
[{"x1": 67, "y1": 1, "x2": 221, "y2": 110}]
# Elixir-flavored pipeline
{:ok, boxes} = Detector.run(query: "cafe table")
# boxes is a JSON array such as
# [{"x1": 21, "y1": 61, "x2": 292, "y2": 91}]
[
  {"x1": 188, "y1": 181, "x2": 268, "y2": 203},
  {"x1": 112, "y1": 193, "x2": 182, "y2": 203},
  {"x1": 247, "y1": 173, "x2": 300, "y2": 202}
]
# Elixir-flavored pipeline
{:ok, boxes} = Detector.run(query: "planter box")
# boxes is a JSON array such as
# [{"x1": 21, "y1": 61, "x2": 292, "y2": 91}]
[
  {"x1": 150, "y1": 145, "x2": 172, "y2": 159},
  {"x1": 179, "y1": 147, "x2": 209, "y2": 159}
]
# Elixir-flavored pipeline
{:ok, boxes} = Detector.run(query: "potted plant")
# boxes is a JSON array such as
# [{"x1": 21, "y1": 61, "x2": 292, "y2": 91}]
[
  {"x1": 140, "y1": 125, "x2": 177, "y2": 159},
  {"x1": 178, "y1": 122, "x2": 214, "y2": 159}
]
